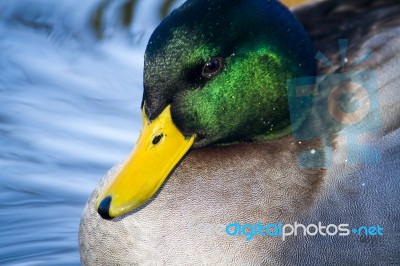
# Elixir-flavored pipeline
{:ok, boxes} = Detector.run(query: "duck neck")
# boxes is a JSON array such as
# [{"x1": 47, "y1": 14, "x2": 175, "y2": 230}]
[{"x1": 252, "y1": 123, "x2": 293, "y2": 142}]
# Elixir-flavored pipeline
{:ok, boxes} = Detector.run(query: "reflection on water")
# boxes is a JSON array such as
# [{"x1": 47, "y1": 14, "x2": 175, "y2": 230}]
[{"x1": 0, "y1": 0, "x2": 182, "y2": 265}]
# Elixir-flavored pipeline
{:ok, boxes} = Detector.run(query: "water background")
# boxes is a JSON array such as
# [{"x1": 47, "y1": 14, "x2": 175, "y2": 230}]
[{"x1": 0, "y1": 0, "x2": 184, "y2": 265}]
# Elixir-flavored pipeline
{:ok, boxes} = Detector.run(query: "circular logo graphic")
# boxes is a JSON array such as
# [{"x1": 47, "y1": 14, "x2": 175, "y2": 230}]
[{"x1": 327, "y1": 82, "x2": 370, "y2": 125}]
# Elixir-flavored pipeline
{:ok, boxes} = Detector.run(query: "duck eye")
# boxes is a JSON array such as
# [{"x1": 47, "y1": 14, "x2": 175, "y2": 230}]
[{"x1": 202, "y1": 57, "x2": 224, "y2": 78}]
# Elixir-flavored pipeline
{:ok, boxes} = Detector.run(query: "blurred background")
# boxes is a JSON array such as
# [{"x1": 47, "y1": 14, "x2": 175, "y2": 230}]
[{"x1": 0, "y1": 0, "x2": 315, "y2": 265}]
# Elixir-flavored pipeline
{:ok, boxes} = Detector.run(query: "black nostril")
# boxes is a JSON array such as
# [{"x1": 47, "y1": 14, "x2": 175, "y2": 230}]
[
  {"x1": 152, "y1": 134, "x2": 163, "y2": 145},
  {"x1": 97, "y1": 196, "x2": 113, "y2": 220}
]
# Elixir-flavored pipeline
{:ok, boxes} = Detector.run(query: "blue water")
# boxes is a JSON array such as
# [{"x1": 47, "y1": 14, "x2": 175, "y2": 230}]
[{"x1": 0, "y1": 0, "x2": 183, "y2": 264}]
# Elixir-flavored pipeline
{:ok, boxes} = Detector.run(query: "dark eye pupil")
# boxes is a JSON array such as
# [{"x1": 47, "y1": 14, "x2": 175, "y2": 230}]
[
  {"x1": 206, "y1": 60, "x2": 219, "y2": 71},
  {"x1": 202, "y1": 57, "x2": 224, "y2": 78}
]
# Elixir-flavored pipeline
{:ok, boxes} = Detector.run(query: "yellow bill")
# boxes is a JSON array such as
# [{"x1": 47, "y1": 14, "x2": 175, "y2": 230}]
[{"x1": 96, "y1": 105, "x2": 196, "y2": 219}]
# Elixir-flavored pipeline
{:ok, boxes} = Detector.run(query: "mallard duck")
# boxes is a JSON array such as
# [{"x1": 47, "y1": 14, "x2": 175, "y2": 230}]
[{"x1": 79, "y1": 0, "x2": 400, "y2": 264}]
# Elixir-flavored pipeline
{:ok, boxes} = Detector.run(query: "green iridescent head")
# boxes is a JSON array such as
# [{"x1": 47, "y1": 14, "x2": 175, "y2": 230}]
[{"x1": 143, "y1": 0, "x2": 315, "y2": 147}]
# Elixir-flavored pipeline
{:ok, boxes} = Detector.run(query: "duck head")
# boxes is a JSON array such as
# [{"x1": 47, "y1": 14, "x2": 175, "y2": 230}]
[{"x1": 96, "y1": 0, "x2": 315, "y2": 219}]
